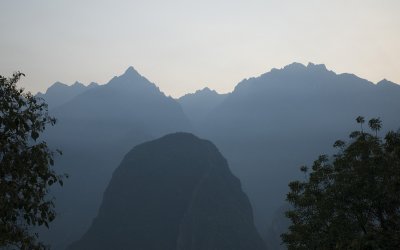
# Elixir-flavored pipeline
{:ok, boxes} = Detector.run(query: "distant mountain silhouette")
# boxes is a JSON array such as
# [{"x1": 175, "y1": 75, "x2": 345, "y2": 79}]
[
  {"x1": 37, "y1": 62, "x2": 400, "y2": 249},
  {"x1": 178, "y1": 87, "x2": 227, "y2": 125},
  {"x1": 68, "y1": 133, "x2": 266, "y2": 250},
  {"x1": 37, "y1": 81, "x2": 98, "y2": 109},
  {"x1": 195, "y1": 62, "x2": 400, "y2": 245},
  {"x1": 39, "y1": 67, "x2": 192, "y2": 250},
  {"x1": 51, "y1": 66, "x2": 190, "y2": 135}
]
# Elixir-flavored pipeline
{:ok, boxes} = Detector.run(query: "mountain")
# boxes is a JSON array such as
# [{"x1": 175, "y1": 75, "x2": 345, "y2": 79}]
[
  {"x1": 37, "y1": 62, "x2": 400, "y2": 249},
  {"x1": 68, "y1": 133, "x2": 266, "y2": 250},
  {"x1": 36, "y1": 81, "x2": 98, "y2": 109},
  {"x1": 264, "y1": 204, "x2": 291, "y2": 250},
  {"x1": 51, "y1": 66, "x2": 191, "y2": 136},
  {"x1": 178, "y1": 87, "x2": 228, "y2": 125},
  {"x1": 195, "y1": 62, "x2": 400, "y2": 242},
  {"x1": 39, "y1": 67, "x2": 192, "y2": 250}
]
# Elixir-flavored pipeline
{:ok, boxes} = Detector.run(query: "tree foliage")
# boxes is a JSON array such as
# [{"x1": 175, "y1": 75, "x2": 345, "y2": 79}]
[
  {"x1": 282, "y1": 117, "x2": 400, "y2": 249},
  {"x1": 0, "y1": 73, "x2": 64, "y2": 249}
]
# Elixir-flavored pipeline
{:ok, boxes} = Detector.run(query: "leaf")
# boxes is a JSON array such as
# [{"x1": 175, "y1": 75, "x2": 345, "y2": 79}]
[
  {"x1": 356, "y1": 116, "x2": 365, "y2": 124},
  {"x1": 349, "y1": 131, "x2": 361, "y2": 138},
  {"x1": 300, "y1": 165, "x2": 308, "y2": 173},
  {"x1": 333, "y1": 140, "x2": 345, "y2": 148},
  {"x1": 31, "y1": 131, "x2": 39, "y2": 141}
]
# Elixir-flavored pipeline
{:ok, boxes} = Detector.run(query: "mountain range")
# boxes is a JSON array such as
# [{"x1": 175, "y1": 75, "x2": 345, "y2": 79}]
[
  {"x1": 36, "y1": 62, "x2": 400, "y2": 249},
  {"x1": 194, "y1": 62, "x2": 400, "y2": 234},
  {"x1": 37, "y1": 81, "x2": 98, "y2": 109}
]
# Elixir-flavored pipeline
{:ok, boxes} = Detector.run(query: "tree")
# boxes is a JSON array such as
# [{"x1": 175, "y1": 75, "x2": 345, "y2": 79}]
[
  {"x1": 0, "y1": 72, "x2": 64, "y2": 249},
  {"x1": 356, "y1": 116, "x2": 365, "y2": 133},
  {"x1": 282, "y1": 117, "x2": 400, "y2": 249}
]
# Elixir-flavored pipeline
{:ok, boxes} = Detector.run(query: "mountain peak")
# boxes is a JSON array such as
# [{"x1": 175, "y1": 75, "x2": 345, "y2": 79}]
[
  {"x1": 377, "y1": 78, "x2": 400, "y2": 89},
  {"x1": 377, "y1": 78, "x2": 394, "y2": 85},
  {"x1": 44, "y1": 81, "x2": 68, "y2": 94},
  {"x1": 51, "y1": 81, "x2": 68, "y2": 88},
  {"x1": 115, "y1": 66, "x2": 144, "y2": 82},
  {"x1": 179, "y1": 87, "x2": 222, "y2": 100},
  {"x1": 280, "y1": 62, "x2": 329, "y2": 73},
  {"x1": 72, "y1": 81, "x2": 85, "y2": 87},
  {"x1": 307, "y1": 62, "x2": 327, "y2": 71},
  {"x1": 123, "y1": 66, "x2": 140, "y2": 76},
  {"x1": 104, "y1": 66, "x2": 165, "y2": 98},
  {"x1": 283, "y1": 62, "x2": 306, "y2": 71},
  {"x1": 88, "y1": 82, "x2": 99, "y2": 88},
  {"x1": 196, "y1": 87, "x2": 217, "y2": 95}
]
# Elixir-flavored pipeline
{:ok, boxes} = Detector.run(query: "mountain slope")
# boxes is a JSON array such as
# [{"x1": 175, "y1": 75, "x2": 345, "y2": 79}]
[
  {"x1": 197, "y1": 62, "x2": 400, "y2": 241},
  {"x1": 39, "y1": 67, "x2": 192, "y2": 250},
  {"x1": 68, "y1": 133, "x2": 266, "y2": 250},
  {"x1": 52, "y1": 66, "x2": 190, "y2": 135}
]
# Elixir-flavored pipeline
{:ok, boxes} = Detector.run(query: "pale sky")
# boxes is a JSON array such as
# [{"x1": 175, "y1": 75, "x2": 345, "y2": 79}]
[{"x1": 1, "y1": 0, "x2": 399, "y2": 98}]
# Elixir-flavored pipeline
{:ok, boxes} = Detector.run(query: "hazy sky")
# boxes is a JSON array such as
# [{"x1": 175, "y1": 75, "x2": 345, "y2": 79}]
[{"x1": 1, "y1": 0, "x2": 399, "y2": 97}]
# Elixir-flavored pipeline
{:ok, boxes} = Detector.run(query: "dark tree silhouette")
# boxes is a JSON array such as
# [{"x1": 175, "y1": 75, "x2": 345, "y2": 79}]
[
  {"x1": 0, "y1": 73, "x2": 65, "y2": 249},
  {"x1": 368, "y1": 118, "x2": 382, "y2": 137},
  {"x1": 282, "y1": 117, "x2": 400, "y2": 249},
  {"x1": 356, "y1": 115, "x2": 365, "y2": 132}
]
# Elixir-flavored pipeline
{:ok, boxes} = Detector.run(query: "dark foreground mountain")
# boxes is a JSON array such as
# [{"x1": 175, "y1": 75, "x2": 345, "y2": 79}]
[
  {"x1": 38, "y1": 67, "x2": 191, "y2": 249},
  {"x1": 68, "y1": 133, "x2": 266, "y2": 250},
  {"x1": 195, "y1": 63, "x2": 400, "y2": 245}
]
